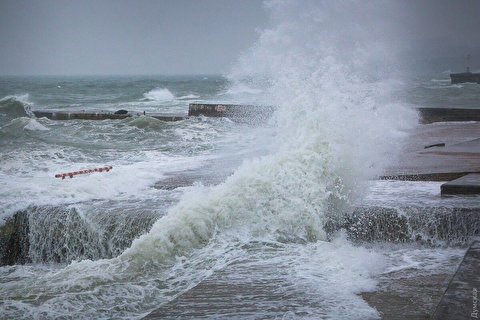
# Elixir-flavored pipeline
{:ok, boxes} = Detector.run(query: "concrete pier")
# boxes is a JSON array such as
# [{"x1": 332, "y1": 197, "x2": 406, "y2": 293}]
[
  {"x1": 32, "y1": 110, "x2": 187, "y2": 121},
  {"x1": 432, "y1": 241, "x2": 480, "y2": 320},
  {"x1": 32, "y1": 106, "x2": 480, "y2": 125},
  {"x1": 441, "y1": 173, "x2": 480, "y2": 195},
  {"x1": 450, "y1": 72, "x2": 480, "y2": 84}
]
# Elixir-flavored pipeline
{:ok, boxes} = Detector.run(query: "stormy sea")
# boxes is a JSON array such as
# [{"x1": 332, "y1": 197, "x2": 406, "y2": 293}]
[{"x1": 1, "y1": 2, "x2": 479, "y2": 319}]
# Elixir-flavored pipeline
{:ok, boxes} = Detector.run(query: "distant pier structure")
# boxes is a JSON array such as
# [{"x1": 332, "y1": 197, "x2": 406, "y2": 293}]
[{"x1": 450, "y1": 54, "x2": 480, "y2": 84}]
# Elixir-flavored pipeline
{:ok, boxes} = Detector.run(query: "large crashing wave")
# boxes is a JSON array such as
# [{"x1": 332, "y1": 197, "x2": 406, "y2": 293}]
[{"x1": 120, "y1": 0, "x2": 417, "y2": 264}]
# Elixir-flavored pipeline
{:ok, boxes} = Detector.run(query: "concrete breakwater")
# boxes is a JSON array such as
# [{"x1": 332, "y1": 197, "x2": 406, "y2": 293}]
[
  {"x1": 450, "y1": 72, "x2": 480, "y2": 84},
  {"x1": 418, "y1": 107, "x2": 480, "y2": 123},
  {"x1": 32, "y1": 110, "x2": 187, "y2": 121},
  {"x1": 31, "y1": 103, "x2": 276, "y2": 123},
  {"x1": 32, "y1": 104, "x2": 480, "y2": 124}
]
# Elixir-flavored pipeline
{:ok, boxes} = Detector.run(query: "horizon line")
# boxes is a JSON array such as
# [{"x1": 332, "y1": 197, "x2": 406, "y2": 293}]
[{"x1": 0, "y1": 73, "x2": 226, "y2": 78}]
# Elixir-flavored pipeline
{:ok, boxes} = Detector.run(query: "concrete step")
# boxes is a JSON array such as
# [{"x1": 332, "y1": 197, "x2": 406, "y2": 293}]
[
  {"x1": 441, "y1": 173, "x2": 480, "y2": 195},
  {"x1": 144, "y1": 258, "x2": 301, "y2": 319},
  {"x1": 432, "y1": 241, "x2": 480, "y2": 320},
  {"x1": 143, "y1": 243, "x2": 467, "y2": 320},
  {"x1": 383, "y1": 122, "x2": 480, "y2": 181}
]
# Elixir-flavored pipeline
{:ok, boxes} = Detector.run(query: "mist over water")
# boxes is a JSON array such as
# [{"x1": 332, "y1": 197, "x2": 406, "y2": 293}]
[{"x1": 0, "y1": 1, "x2": 469, "y2": 319}]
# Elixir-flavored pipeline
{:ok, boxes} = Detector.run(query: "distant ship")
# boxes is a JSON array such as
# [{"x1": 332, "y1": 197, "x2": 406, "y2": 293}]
[{"x1": 450, "y1": 54, "x2": 480, "y2": 84}]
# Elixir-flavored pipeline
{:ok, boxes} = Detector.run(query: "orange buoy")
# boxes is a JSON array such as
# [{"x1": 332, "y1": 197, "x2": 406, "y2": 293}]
[{"x1": 55, "y1": 166, "x2": 112, "y2": 179}]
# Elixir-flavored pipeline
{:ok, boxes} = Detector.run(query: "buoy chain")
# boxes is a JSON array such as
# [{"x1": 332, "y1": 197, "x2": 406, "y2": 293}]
[{"x1": 55, "y1": 166, "x2": 113, "y2": 179}]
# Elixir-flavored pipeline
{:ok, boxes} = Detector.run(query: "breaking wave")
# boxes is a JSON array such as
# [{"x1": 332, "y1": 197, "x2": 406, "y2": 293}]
[
  {"x1": 120, "y1": 0, "x2": 418, "y2": 267},
  {"x1": 1, "y1": 117, "x2": 49, "y2": 135},
  {"x1": 0, "y1": 95, "x2": 32, "y2": 121},
  {"x1": 178, "y1": 94, "x2": 200, "y2": 100},
  {"x1": 0, "y1": 1, "x2": 421, "y2": 319},
  {"x1": 142, "y1": 87, "x2": 175, "y2": 101}
]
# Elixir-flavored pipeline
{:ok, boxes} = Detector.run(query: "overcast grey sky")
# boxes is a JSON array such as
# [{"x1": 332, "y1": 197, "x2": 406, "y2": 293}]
[
  {"x1": 0, "y1": 0, "x2": 266, "y2": 75},
  {"x1": 1, "y1": 0, "x2": 479, "y2": 76}
]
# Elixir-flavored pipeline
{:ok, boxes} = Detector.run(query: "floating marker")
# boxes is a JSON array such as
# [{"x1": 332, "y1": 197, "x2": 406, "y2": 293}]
[{"x1": 55, "y1": 166, "x2": 112, "y2": 179}]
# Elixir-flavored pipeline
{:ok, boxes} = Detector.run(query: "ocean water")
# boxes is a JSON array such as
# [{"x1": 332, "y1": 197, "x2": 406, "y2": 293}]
[{"x1": 1, "y1": 1, "x2": 479, "y2": 319}]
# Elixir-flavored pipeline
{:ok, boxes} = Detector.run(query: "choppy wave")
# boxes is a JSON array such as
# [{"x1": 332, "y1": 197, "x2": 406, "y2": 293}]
[
  {"x1": 0, "y1": 95, "x2": 32, "y2": 121},
  {"x1": 142, "y1": 87, "x2": 175, "y2": 101},
  {"x1": 0, "y1": 117, "x2": 49, "y2": 137},
  {"x1": 127, "y1": 115, "x2": 167, "y2": 129}
]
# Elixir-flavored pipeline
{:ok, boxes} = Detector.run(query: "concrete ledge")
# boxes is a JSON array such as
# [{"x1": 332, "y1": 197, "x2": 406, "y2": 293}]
[
  {"x1": 418, "y1": 108, "x2": 480, "y2": 124},
  {"x1": 441, "y1": 174, "x2": 480, "y2": 195},
  {"x1": 432, "y1": 240, "x2": 480, "y2": 320},
  {"x1": 339, "y1": 206, "x2": 480, "y2": 245},
  {"x1": 380, "y1": 172, "x2": 478, "y2": 182},
  {"x1": 3, "y1": 204, "x2": 477, "y2": 266}
]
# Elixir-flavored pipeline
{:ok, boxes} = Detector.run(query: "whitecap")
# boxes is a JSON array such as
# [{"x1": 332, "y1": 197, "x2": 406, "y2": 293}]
[
  {"x1": 177, "y1": 94, "x2": 200, "y2": 100},
  {"x1": 0, "y1": 94, "x2": 30, "y2": 104},
  {"x1": 142, "y1": 88, "x2": 175, "y2": 101},
  {"x1": 24, "y1": 118, "x2": 49, "y2": 131}
]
